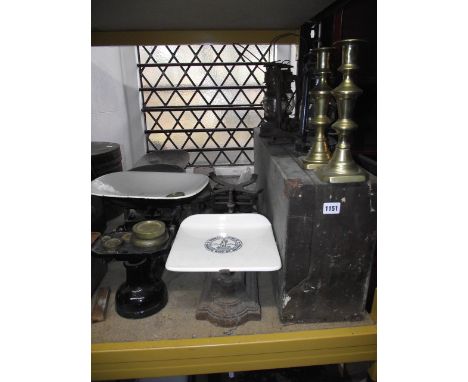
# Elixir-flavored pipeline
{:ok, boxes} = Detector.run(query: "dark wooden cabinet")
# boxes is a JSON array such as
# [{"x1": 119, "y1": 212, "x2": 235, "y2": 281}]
[{"x1": 255, "y1": 129, "x2": 376, "y2": 323}]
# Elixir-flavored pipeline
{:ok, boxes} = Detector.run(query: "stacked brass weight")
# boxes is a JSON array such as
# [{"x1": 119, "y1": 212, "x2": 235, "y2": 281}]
[
  {"x1": 131, "y1": 220, "x2": 169, "y2": 249},
  {"x1": 316, "y1": 39, "x2": 368, "y2": 183},
  {"x1": 301, "y1": 47, "x2": 334, "y2": 169}
]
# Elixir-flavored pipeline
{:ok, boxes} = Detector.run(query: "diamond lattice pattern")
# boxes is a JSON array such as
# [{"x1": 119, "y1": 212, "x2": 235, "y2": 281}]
[{"x1": 138, "y1": 45, "x2": 270, "y2": 167}]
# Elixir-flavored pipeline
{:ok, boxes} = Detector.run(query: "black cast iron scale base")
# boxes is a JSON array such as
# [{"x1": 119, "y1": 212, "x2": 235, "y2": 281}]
[
  {"x1": 196, "y1": 271, "x2": 261, "y2": 327},
  {"x1": 116, "y1": 257, "x2": 167, "y2": 319},
  {"x1": 92, "y1": 227, "x2": 174, "y2": 319}
]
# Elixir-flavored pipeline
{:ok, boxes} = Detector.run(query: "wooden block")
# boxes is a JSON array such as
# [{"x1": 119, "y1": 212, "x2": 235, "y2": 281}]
[
  {"x1": 91, "y1": 232, "x2": 101, "y2": 246},
  {"x1": 92, "y1": 287, "x2": 110, "y2": 323}
]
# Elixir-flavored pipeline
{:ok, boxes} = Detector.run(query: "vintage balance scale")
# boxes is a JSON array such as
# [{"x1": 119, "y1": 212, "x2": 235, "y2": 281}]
[{"x1": 91, "y1": 169, "x2": 281, "y2": 326}]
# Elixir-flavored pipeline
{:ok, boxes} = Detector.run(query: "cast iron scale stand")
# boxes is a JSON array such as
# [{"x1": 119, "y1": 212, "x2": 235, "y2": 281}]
[
  {"x1": 167, "y1": 173, "x2": 281, "y2": 327},
  {"x1": 208, "y1": 171, "x2": 261, "y2": 214}
]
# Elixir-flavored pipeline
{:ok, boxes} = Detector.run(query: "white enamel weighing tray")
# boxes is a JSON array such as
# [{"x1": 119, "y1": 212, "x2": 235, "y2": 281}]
[
  {"x1": 166, "y1": 214, "x2": 282, "y2": 272},
  {"x1": 91, "y1": 171, "x2": 209, "y2": 200}
]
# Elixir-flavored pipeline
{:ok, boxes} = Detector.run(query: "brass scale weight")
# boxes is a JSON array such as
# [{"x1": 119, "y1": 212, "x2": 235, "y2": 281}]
[{"x1": 302, "y1": 39, "x2": 368, "y2": 183}]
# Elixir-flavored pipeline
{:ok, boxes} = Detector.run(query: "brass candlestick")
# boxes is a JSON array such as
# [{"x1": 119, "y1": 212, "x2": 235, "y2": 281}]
[
  {"x1": 317, "y1": 39, "x2": 368, "y2": 183},
  {"x1": 301, "y1": 47, "x2": 334, "y2": 170}
]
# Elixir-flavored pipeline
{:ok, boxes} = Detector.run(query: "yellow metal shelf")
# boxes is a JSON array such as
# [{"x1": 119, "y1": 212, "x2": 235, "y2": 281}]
[
  {"x1": 92, "y1": 321, "x2": 376, "y2": 380},
  {"x1": 92, "y1": 264, "x2": 377, "y2": 381}
]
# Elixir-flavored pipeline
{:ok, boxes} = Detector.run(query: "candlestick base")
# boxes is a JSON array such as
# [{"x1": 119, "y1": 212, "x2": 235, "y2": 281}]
[
  {"x1": 316, "y1": 163, "x2": 368, "y2": 183},
  {"x1": 300, "y1": 140, "x2": 331, "y2": 170},
  {"x1": 300, "y1": 157, "x2": 327, "y2": 170}
]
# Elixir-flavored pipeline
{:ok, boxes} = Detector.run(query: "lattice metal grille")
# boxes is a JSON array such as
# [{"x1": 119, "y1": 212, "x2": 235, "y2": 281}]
[{"x1": 137, "y1": 45, "x2": 270, "y2": 167}]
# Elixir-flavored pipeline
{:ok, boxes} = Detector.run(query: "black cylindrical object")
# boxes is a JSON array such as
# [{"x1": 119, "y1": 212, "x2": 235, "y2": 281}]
[
  {"x1": 115, "y1": 258, "x2": 168, "y2": 319},
  {"x1": 91, "y1": 142, "x2": 124, "y2": 229},
  {"x1": 91, "y1": 141, "x2": 123, "y2": 180},
  {"x1": 91, "y1": 142, "x2": 123, "y2": 295}
]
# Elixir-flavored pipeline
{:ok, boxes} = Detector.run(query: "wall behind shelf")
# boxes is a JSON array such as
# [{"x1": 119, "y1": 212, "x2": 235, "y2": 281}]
[
  {"x1": 91, "y1": 46, "x2": 145, "y2": 169},
  {"x1": 91, "y1": 44, "x2": 296, "y2": 171}
]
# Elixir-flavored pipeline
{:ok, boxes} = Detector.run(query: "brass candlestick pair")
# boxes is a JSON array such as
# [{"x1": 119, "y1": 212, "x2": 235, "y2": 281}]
[
  {"x1": 302, "y1": 39, "x2": 368, "y2": 183},
  {"x1": 301, "y1": 47, "x2": 334, "y2": 169}
]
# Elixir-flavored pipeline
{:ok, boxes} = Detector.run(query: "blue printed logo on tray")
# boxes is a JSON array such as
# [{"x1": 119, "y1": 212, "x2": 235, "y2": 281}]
[{"x1": 204, "y1": 236, "x2": 243, "y2": 254}]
